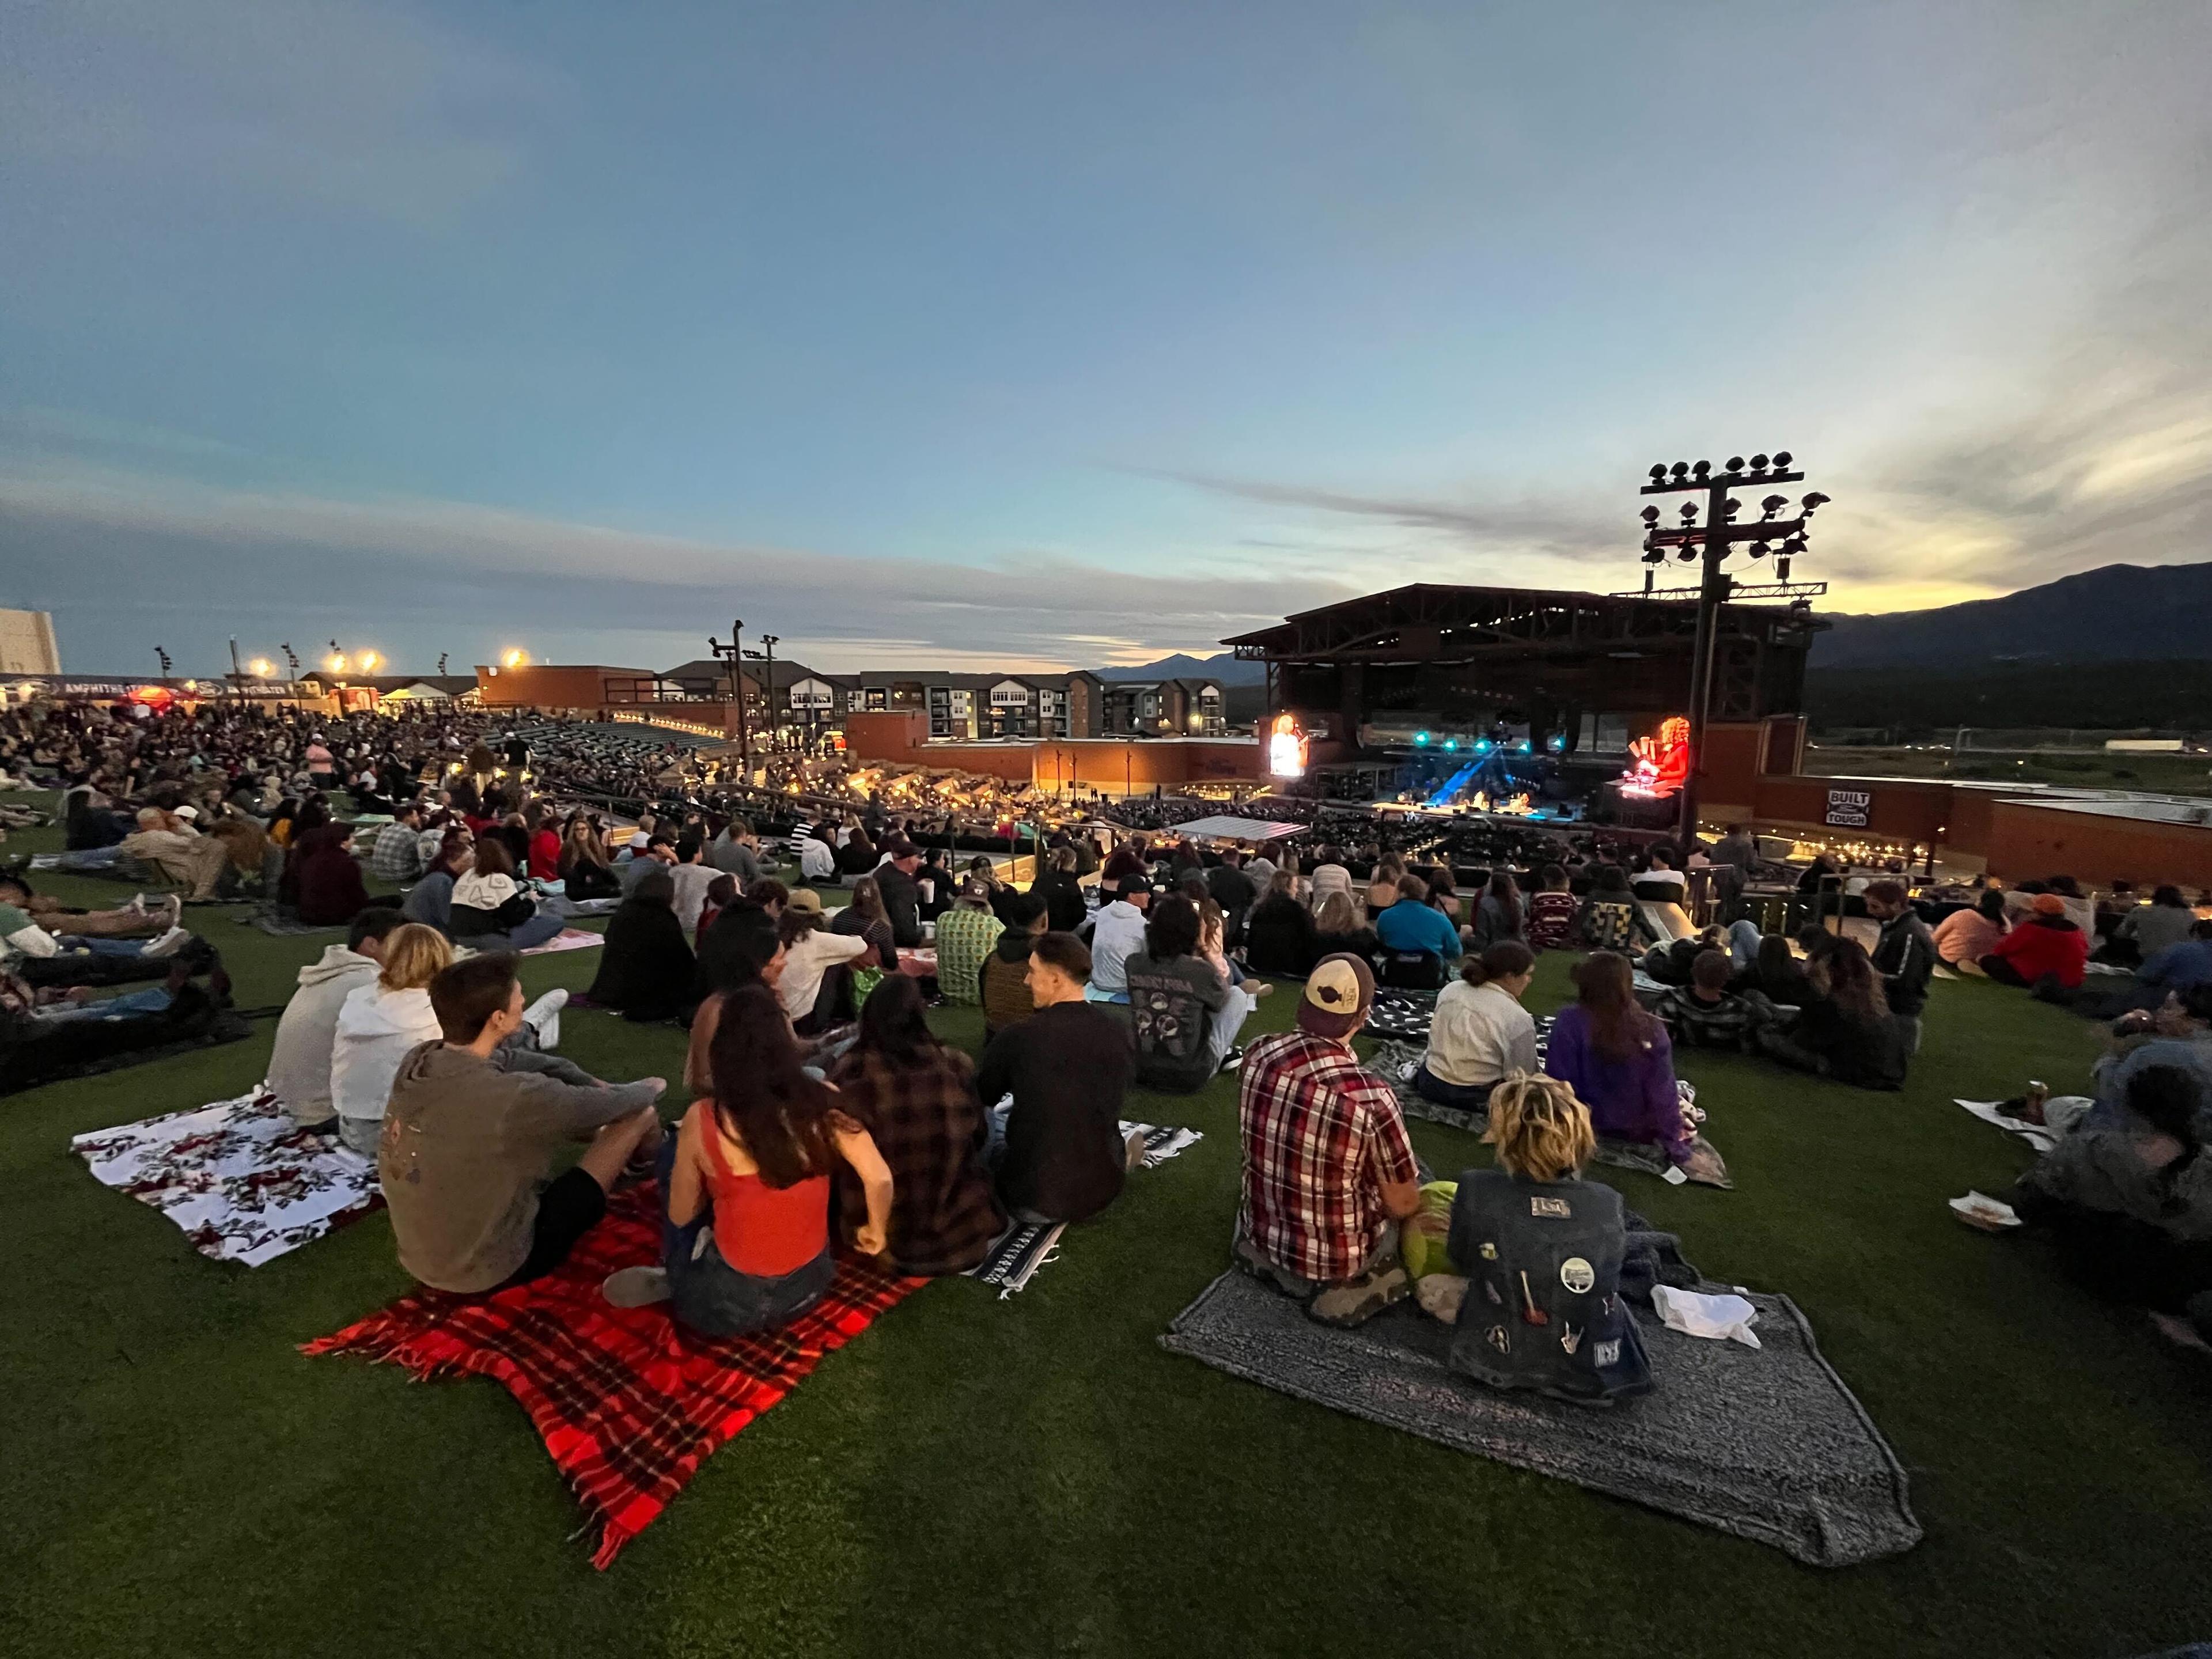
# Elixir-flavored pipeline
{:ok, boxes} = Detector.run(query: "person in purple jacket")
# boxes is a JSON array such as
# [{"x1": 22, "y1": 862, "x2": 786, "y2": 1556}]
[{"x1": 1544, "y1": 951, "x2": 1722, "y2": 1182}]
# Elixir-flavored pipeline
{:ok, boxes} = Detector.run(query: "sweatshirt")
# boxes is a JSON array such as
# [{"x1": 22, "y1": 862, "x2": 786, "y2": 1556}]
[
  {"x1": 266, "y1": 946, "x2": 382, "y2": 1125},
  {"x1": 330, "y1": 982, "x2": 441, "y2": 1128},
  {"x1": 378, "y1": 1043, "x2": 659, "y2": 1293}
]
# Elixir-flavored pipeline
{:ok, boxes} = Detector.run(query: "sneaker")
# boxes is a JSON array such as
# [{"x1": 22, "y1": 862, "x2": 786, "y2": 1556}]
[
  {"x1": 1308, "y1": 1264, "x2": 1410, "y2": 1328},
  {"x1": 142, "y1": 926, "x2": 191, "y2": 958},
  {"x1": 126, "y1": 893, "x2": 147, "y2": 915},
  {"x1": 601, "y1": 1266, "x2": 672, "y2": 1308},
  {"x1": 1217, "y1": 1046, "x2": 1245, "y2": 1074},
  {"x1": 1242, "y1": 979, "x2": 1275, "y2": 998},
  {"x1": 521, "y1": 987, "x2": 569, "y2": 1051}
]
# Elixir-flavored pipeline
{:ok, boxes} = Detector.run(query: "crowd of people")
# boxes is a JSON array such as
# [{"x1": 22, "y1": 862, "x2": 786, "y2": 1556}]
[{"x1": 12, "y1": 691, "x2": 2211, "y2": 1373}]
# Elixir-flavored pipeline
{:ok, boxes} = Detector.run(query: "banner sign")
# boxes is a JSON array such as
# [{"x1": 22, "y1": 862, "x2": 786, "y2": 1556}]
[{"x1": 1824, "y1": 787, "x2": 1873, "y2": 828}]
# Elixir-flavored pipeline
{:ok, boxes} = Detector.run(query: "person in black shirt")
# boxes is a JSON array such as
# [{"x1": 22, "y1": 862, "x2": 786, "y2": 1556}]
[
  {"x1": 974, "y1": 931, "x2": 1138, "y2": 1224},
  {"x1": 585, "y1": 869, "x2": 695, "y2": 1022},
  {"x1": 1863, "y1": 878, "x2": 1935, "y2": 1053},
  {"x1": 873, "y1": 838, "x2": 926, "y2": 946},
  {"x1": 1029, "y1": 845, "x2": 1088, "y2": 933},
  {"x1": 1206, "y1": 850, "x2": 1258, "y2": 945}
]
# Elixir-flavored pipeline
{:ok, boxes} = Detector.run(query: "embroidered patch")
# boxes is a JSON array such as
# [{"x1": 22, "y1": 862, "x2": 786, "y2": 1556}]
[
  {"x1": 1478, "y1": 1241, "x2": 1498, "y2": 1260},
  {"x1": 1485, "y1": 1323, "x2": 1510, "y2": 1355},
  {"x1": 1593, "y1": 1339, "x2": 1620, "y2": 1367},
  {"x1": 1559, "y1": 1256, "x2": 1596, "y2": 1295},
  {"x1": 1559, "y1": 1323, "x2": 1582, "y2": 1356},
  {"x1": 1530, "y1": 1196, "x2": 1572, "y2": 1218}
]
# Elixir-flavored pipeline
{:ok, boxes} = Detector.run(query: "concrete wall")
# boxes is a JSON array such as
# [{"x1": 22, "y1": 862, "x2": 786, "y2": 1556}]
[
  {"x1": 474, "y1": 664, "x2": 654, "y2": 709},
  {"x1": 1984, "y1": 801, "x2": 2212, "y2": 889}
]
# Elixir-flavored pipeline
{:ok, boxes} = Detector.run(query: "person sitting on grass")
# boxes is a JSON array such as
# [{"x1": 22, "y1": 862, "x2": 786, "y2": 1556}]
[
  {"x1": 1310, "y1": 889, "x2": 1379, "y2": 962},
  {"x1": 329, "y1": 922, "x2": 456, "y2": 1154},
  {"x1": 775, "y1": 893, "x2": 871, "y2": 1033},
  {"x1": 1125, "y1": 893, "x2": 1260, "y2": 1093},
  {"x1": 267, "y1": 907, "x2": 404, "y2": 1129},
  {"x1": 1440, "y1": 1073, "x2": 1654, "y2": 1402},
  {"x1": 2010, "y1": 1063, "x2": 2212, "y2": 1353},
  {"x1": 1932, "y1": 888, "x2": 2009, "y2": 974},
  {"x1": 1982, "y1": 892, "x2": 2090, "y2": 993},
  {"x1": 381, "y1": 953, "x2": 666, "y2": 1296},
  {"x1": 1656, "y1": 948, "x2": 1761, "y2": 1051},
  {"x1": 556, "y1": 815, "x2": 621, "y2": 901},
  {"x1": 600, "y1": 983, "x2": 891, "y2": 1332},
  {"x1": 1573, "y1": 863, "x2": 1638, "y2": 951},
  {"x1": 981, "y1": 891, "x2": 1048, "y2": 1040},
  {"x1": 1243, "y1": 867, "x2": 1319, "y2": 976},
  {"x1": 1415, "y1": 940, "x2": 1537, "y2": 1111},
  {"x1": 975, "y1": 931, "x2": 1141, "y2": 1226},
  {"x1": 695, "y1": 874, "x2": 737, "y2": 952},
  {"x1": 369, "y1": 803, "x2": 429, "y2": 885},
  {"x1": 1546, "y1": 952, "x2": 1722, "y2": 1178},
  {"x1": 932, "y1": 881, "x2": 1005, "y2": 1006},
  {"x1": 1375, "y1": 872, "x2": 1464, "y2": 964},
  {"x1": 827, "y1": 974, "x2": 1005, "y2": 1275},
  {"x1": 829, "y1": 874, "x2": 900, "y2": 974},
  {"x1": 586, "y1": 868, "x2": 695, "y2": 1022},
  {"x1": 1523, "y1": 863, "x2": 1577, "y2": 952},
  {"x1": 1080, "y1": 873, "x2": 1151, "y2": 1003},
  {"x1": 1029, "y1": 844, "x2": 1088, "y2": 933},
  {"x1": 1236, "y1": 953, "x2": 1422, "y2": 1325},
  {"x1": 1752, "y1": 937, "x2": 1907, "y2": 1090},
  {"x1": 402, "y1": 829, "x2": 472, "y2": 933},
  {"x1": 449, "y1": 838, "x2": 533, "y2": 940},
  {"x1": 1864, "y1": 880, "x2": 1936, "y2": 1053}
]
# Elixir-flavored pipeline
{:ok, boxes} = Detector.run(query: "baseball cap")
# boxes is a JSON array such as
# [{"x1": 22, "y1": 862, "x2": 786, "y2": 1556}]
[
  {"x1": 173, "y1": 805, "x2": 199, "y2": 821},
  {"x1": 786, "y1": 887, "x2": 824, "y2": 914},
  {"x1": 1116, "y1": 872, "x2": 1152, "y2": 899},
  {"x1": 1298, "y1": 952, "x2": 1376, "y2": 1039}
]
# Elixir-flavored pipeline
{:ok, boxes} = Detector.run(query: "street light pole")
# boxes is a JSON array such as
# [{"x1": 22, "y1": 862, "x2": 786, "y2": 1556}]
[
  {"x1": 1635, "y1": 453, "x2": 1828, "y2": 844},
  {"x1": 708, "y1": 622, "x2": 749, "y2": 787}
]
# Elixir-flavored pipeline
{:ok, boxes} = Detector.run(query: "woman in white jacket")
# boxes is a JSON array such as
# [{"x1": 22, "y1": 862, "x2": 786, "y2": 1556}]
[{"x1": 331, "y1": 924, "x2": 453, "y2": 1156}]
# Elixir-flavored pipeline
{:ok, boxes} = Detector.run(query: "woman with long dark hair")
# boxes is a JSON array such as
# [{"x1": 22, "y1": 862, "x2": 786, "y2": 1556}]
[
  {"x1": 604, "y1": 984, "x2": 894, "y2": 1333},
  {"x1": 586, "y1": 869, "x2": 695, "y2": 1022},
  {"x1": 830, "y1": 874, "x2": 899, "y2": 972},
  {"x1": 1753, "y1": 937, "x2": 1907, "y2": 1089},
  {"x1": 827, "y1": 975, "x2": 1005, "y2": 1274},
  {"x1": 1543, "y1": 951, "x2": 1695, "y2": 1166},
  {"x1": 1469, "y1": 870, "x2": 1524, "y2": 952}
]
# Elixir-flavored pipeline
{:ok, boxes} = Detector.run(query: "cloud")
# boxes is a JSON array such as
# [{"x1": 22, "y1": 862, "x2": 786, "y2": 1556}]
[
  {"x1": 1148, "y1": 469, "x2": 1622, "y2": 563},
  {"x1": 0, "y1": 0, "x2": 556, "y2": 224},
  {"x1": 0, "y1": 461, "x2": 1346, "y2": 675}
]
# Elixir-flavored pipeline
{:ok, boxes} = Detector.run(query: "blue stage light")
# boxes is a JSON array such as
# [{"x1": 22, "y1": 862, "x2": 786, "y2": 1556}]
[
  {"x1": 1517, "y1": 740, "x2": 1531, "y2": 753},
  {"x1": 1443, "y1": 740, "x2": 1457, "y2": 752},
  {"x1": 1414, "y1": 731, "x2": 1429, "y2": 745},
  {"x1": 1475, "y1": 740, "x2": 1491, "y2": 752}
]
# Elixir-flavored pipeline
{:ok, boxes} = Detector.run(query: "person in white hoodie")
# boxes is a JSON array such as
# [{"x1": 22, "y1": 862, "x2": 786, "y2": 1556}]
[
  {"x1": 331, "y1": 923, "x2": 454, "y2": 1156},
  {"x1": 267, "y1": 908, "x2": 404, "y2": 1128},
  {"x1": 448, "y1": 838, "x2": 565, "y2": 950}
]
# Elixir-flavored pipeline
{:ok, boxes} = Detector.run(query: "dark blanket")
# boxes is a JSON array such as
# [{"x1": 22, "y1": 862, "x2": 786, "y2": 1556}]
[
  {"x1": 1162, "y1": 1268, "x2": 1921, "y2": 1568},
  {"x1": 1, "y1": 993, "x2": 251, "y2": 1096}
]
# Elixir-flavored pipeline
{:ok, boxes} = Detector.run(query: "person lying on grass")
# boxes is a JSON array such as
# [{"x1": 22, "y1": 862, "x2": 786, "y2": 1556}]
[
  {"x1": 2010, "y1": 1063, "x2": 2212, "y2": 1354},
  {"x1": 1236, "y1": 952, "x2": 1422, "y2": 1327},
  {"x1": 0, "y1": 872, "x2": 183, "y2": 942},
  {"x1": 1404, "y1": 1073, "x2": 1654, "y2": 1404},
  {"x1": 603, "y1": 983, "x2": 893, "y2": 1335},
  {"x1": 380, "y1": 953, "x2": 665, "y2": 1296}
]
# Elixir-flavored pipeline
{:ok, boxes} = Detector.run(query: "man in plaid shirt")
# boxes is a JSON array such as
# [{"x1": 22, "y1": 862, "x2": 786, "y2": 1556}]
[
  {"x1": 369, "y1": 804, "x2": 428, "y2": 885},
  {"x1": 931, "y1": 882, "x2": 1004, "y2": 1005},
  {"x1": 1237, "y1": 952, "x2": 1422, "y2": 1326}
]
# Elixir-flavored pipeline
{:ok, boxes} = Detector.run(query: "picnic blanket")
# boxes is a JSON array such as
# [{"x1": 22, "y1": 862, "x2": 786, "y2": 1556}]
[
  {"x1": 1161, "y1": 1268, "x2": 1920, "y2": 1568},
  {"x1": 70, "y1": 1088, "x2": 381, "y2": 1265},
  {"x1": 304, "y1": 1182, "x2": 923, "y2": 1566},
  {"x1": 963, "y1": 1122, "x2": 1203, "y2": 1298},
  {"x1": 1365, "y1": 990, "x2": 1435, "y2": 1043},
  {"x1": 545, "y1": 894, "x2": 622, "y2": 918},
  {"x1": 520, "y1": 927, "x2": 606, "y2": 957},
  {"x1": 1954, "y1": 1097, "x2": 2062, "y2": 1154}
]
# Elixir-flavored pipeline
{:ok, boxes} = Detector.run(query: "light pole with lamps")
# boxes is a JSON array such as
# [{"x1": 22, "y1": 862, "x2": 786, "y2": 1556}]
[
  {"x1": 1634, "y1": 452, "x2": 1829, "y2": 842},
  {"x1": 706, "y1": 622, "x2": 749, "y2": 784}
]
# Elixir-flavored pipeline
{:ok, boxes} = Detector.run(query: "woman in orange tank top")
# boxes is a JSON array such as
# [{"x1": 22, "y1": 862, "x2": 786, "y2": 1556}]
[{"x1": 603, "y1": 984, "x2": 893, "y2": 1336}]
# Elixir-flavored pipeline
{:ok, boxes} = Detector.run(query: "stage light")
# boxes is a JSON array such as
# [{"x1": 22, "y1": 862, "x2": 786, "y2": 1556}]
[
  {"x1": 1641, "y1": 505, "x2": 1660, "y2": 523},
  {"x1": 1725, "y1": 455, "x2": 1745, "y2": 472},
  {"x1": 1773, "y1": 450, "x2": 1793, "y2": 467},
  {"x1": 1679, "y1": 501, "x2": 1698, "y2": 520},
  {"x1": 1677, "y1": 548, "x2": 1698, "y2": 561},
  {"x1": 1691, "y1": 460, "x2": 1710, "y2": 477},
  {"x1": 1414, "y1": 730, "x2": 1429, "y2": 745},
  {"x1": 1760, "y1": 494, "x2": 1788, "y2": 516},
  {"x1": 1670, "y1": 461, "x2": 1689, "y2": 478},
  {"x1": 1475, "y1": 740, "x2": 1491, "y2": 752},
  {"x1": 1750, "y1": 453, "x2": 1769, "y2": 471},
  {"x1": 1749, "y1": 540, "x2": 1771, "y2": 558},
  {"x1": 1517, "y1": 740, "x2": 1531, "y2": 753},
  {"x1": 1801, "y1": 492, "x2": 1830, "y2": 511},
  {"x1": 1648, "y1": 464, "x2": 1668, "y2": 482}
]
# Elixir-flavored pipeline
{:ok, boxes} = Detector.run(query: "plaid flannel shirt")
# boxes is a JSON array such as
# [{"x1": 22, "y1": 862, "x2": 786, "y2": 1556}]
[
  {"x1": 1238, "y1": 1030, "x2": 1418, "y2": 1283},
  {"x1": 931, "y1": 905, "x2": 1004, "y2": 1005},
  {"x1": 370, "y1": 820, "x2": 426, "y2": 884},
  {"x1": 1654, "y1": 984, "x2": 1758, "y2": 1050},
  {"x1": 828, "y1": 1044, "x2": 1006, "y2": 1275}
]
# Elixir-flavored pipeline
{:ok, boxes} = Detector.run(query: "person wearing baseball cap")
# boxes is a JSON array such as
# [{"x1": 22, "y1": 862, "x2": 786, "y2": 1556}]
[
  {"x1": 1981, "y1": 888, "x2": 2090, "y2": 992},
  {"x1": 1233, "y1": 951, "x2": 1422, "y2": 1325},
  {"x1": 1079, "y1": 871, "x2": 1150, "y2": 1004}
]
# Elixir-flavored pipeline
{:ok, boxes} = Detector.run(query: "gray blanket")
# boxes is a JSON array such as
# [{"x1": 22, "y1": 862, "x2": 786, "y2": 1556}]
[{"x1": 1161, "y1": 1269, "x2": 1920, "y2": 1568}]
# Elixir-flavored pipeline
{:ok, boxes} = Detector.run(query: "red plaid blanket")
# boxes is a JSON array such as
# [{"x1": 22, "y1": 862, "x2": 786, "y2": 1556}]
[{"x1": 303, "y1": 1183, "x2": 925, "y2": 1566}]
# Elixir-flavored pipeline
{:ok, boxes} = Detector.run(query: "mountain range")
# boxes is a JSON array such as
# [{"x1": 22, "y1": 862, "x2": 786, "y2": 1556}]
[
  {"x1": 1808, "y1": 561, "x2": 2212, "y2": 670},
  {"x1": 1093, "y1": 650, "x2": 1267, "y2": 685}
]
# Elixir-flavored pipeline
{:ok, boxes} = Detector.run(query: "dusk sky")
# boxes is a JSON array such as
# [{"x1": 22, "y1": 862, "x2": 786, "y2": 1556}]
[{"x1": 3, "y1": 1, "x2": 2208, "y2": 679}]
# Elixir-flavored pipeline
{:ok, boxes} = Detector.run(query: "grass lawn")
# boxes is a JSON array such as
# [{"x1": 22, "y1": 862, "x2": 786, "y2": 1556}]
[{"x1": 3, "y1": 800, "x2": 2209, "y2": 1658}]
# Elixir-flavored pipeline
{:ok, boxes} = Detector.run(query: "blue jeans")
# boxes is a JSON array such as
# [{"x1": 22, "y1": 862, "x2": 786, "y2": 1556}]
[
  {"x1": 55, "y1": 847, "x2": 124, "y2": 872},
  {"x1": 55, "y1": 935, "x2": 152, "y2": 959},
  {"x1": 1726, "y1": 919, "x2": 1763, "y2": 971},
  {"x1": 656, "y1": 1137, "x2": 836, "y2": 1338},
  {"x1": 34, "y1": 986, "x2": 173, "y2": 1024}
]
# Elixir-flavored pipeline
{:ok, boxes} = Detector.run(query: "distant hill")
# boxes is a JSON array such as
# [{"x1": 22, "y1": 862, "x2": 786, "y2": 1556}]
[
  {"x1": 1811, "y1": 561, "x2": 2212, "y2": 670},
  {"x1": 1094, "y1": 650, "x2": 1267, "y2": 685}
]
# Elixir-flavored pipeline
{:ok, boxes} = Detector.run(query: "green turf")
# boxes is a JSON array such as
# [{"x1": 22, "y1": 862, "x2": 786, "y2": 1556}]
[{"x1": 4, "y1": 800, "x2": 2210, "y2": 1658}]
